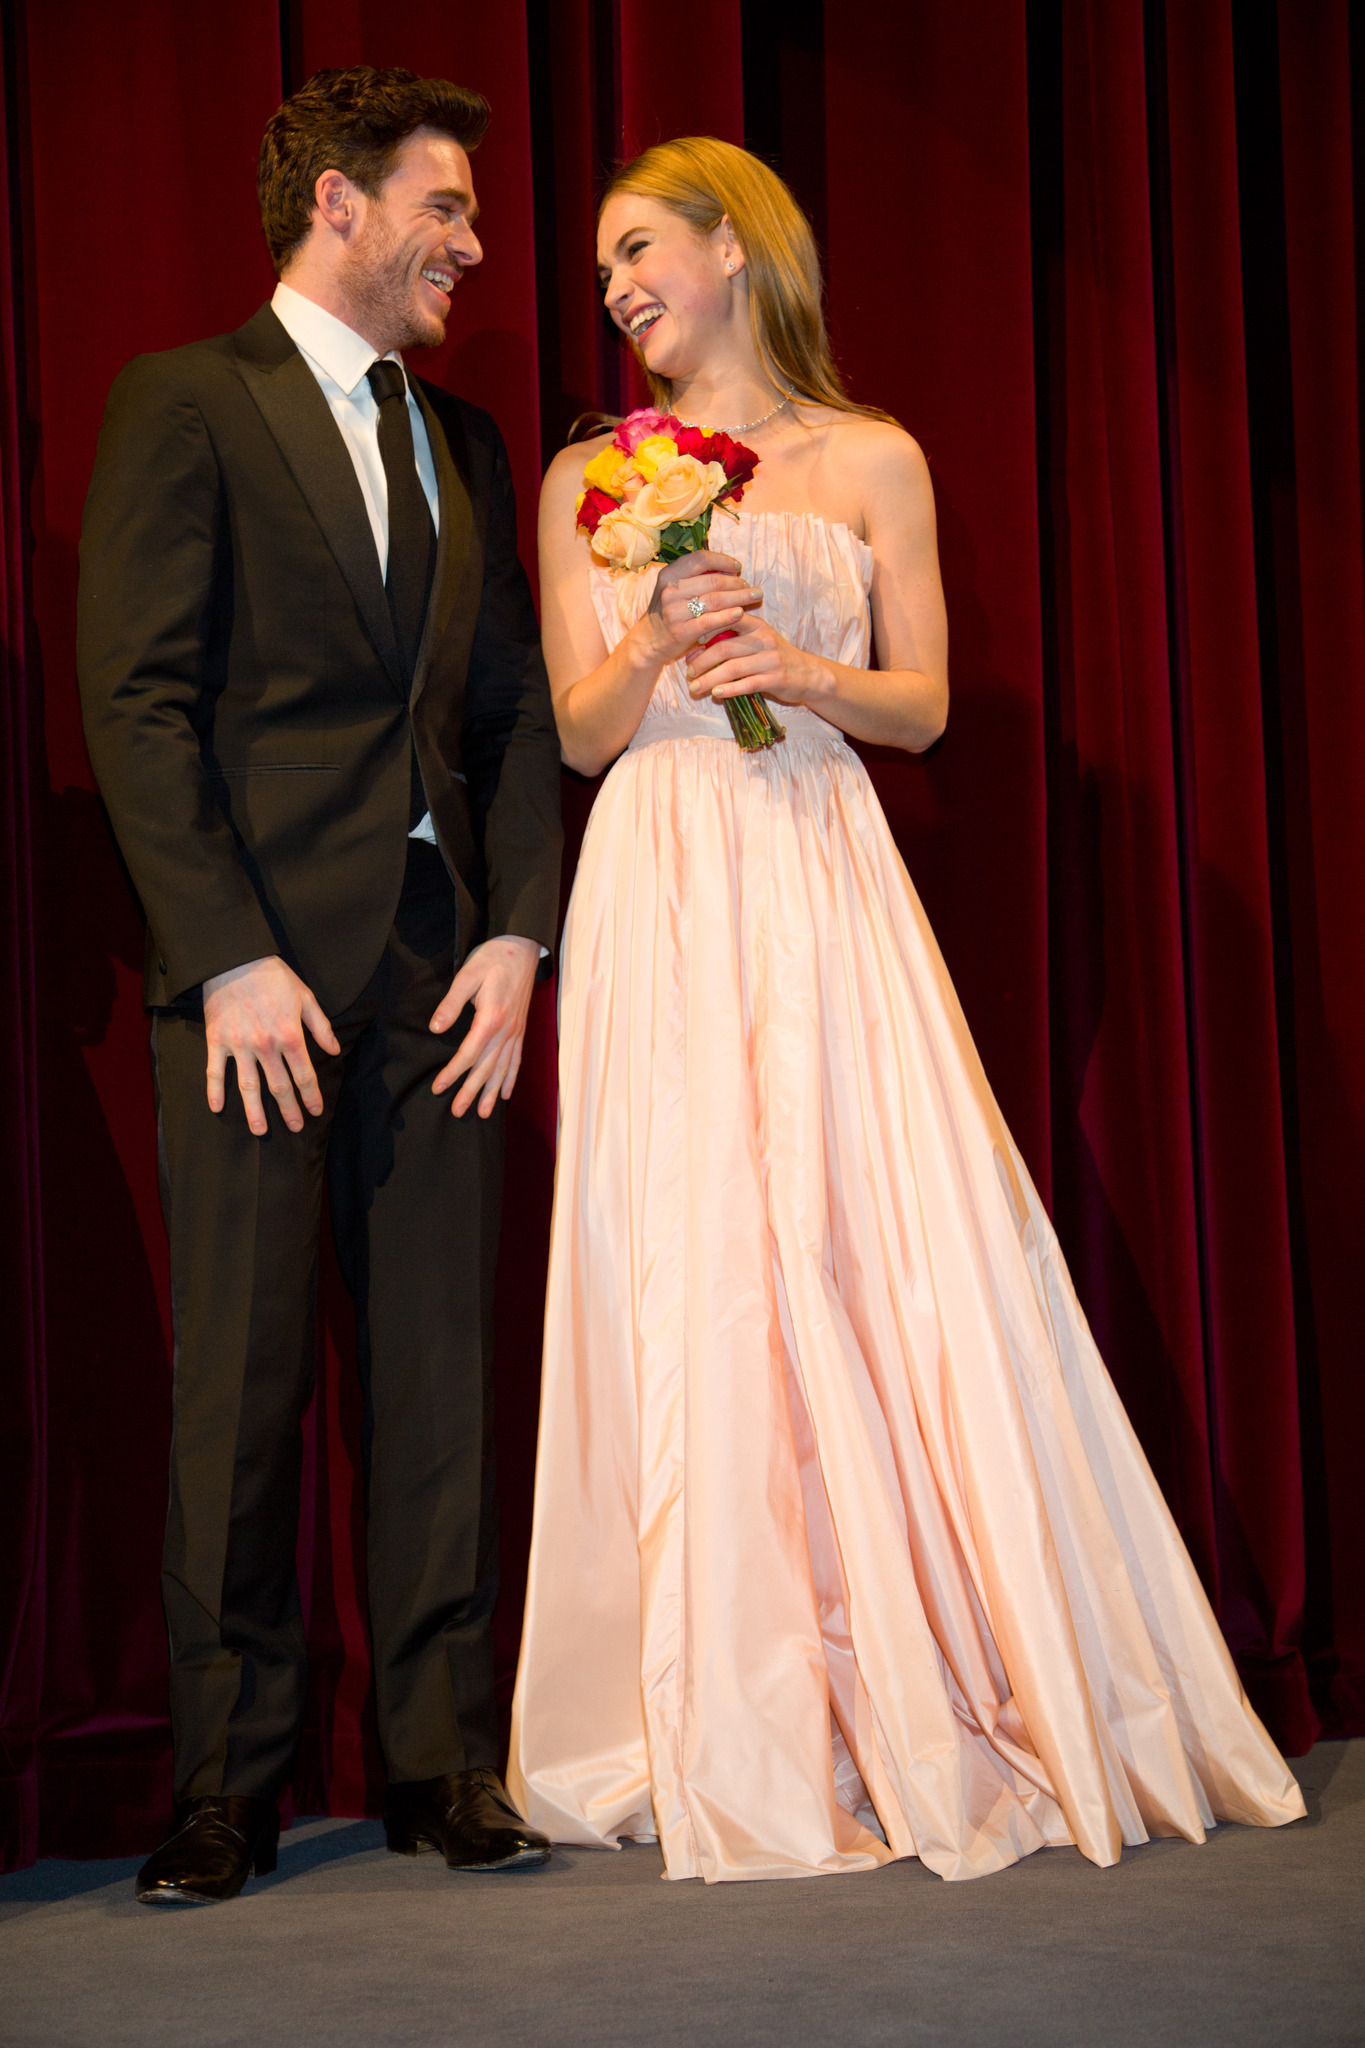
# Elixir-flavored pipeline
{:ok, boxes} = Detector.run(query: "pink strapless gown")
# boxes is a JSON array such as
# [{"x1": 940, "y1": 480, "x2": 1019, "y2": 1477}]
[{"x1": 508, "y1": 510, "x2": 1304, "y2": 1882}]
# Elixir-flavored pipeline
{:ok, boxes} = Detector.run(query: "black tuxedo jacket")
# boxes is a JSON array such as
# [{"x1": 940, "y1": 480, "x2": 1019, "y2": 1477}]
[{"x1": 78, "y1": 303, "x2": 562, "y2": 1012}]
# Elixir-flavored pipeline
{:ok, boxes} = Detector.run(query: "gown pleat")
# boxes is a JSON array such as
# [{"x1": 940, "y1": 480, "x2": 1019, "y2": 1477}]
[{"x1": 508, "y1": 510, "x2": 1305, "y2": 1882}]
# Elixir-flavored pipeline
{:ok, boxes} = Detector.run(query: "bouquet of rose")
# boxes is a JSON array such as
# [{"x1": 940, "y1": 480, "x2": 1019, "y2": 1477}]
[{"x1": 575, "y1": 407, "x2": 785, "y2": 751}]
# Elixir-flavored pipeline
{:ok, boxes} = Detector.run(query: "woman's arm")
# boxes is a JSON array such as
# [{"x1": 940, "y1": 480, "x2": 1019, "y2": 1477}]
[
  {"x1": 539, "y1": 441, "x2": 764, "y2": 776},
  {"x1": 683, "y1": 424, "x2": 949, "y2": 754}
]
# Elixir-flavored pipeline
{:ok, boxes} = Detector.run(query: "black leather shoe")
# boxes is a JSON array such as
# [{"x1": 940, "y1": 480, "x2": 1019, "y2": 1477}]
[
  {"x1": 135, "y1": 1796, "x2": 280, "y2": 1905},
  {"x1": 384, "y1": 1768, "x2": 550, "y2": 1871}
]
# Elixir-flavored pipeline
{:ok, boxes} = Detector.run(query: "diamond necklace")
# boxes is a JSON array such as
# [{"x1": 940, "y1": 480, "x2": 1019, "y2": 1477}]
[{"x1": 674, "y1": 388, "x2": 794, "y2": 435}]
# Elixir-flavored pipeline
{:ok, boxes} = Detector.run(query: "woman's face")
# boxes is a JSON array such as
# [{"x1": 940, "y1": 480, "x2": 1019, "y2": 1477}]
[{"x1": 596, "y1": 194, "x2": 734, "y2": 381}]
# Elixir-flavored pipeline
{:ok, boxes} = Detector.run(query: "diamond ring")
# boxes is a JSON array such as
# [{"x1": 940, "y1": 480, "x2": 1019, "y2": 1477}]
[{"x1": 687, "y1": 597, "x2": 706, "y2": 618}]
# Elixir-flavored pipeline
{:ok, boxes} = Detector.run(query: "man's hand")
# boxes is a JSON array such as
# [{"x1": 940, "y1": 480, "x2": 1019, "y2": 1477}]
[
  {"x1": 431, "y1": 936, "x2": 540, "y2": 1119},
  {"x1": 202, "y1": 954, "x2": 341, "y2": 1137}
]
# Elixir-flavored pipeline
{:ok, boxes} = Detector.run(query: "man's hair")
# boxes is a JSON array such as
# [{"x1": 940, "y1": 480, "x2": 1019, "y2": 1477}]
[{"x1": 258, "y1": 66, "x2": 490, "y2": 272}]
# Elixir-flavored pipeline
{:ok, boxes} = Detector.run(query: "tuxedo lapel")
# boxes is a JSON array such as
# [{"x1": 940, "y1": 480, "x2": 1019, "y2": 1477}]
[
  {"x1": 232, "y1": 307, "x2": 405, "y2": 694},
  {"x1": 410, "y1": 380, "x2": 475, "y2": 708}
]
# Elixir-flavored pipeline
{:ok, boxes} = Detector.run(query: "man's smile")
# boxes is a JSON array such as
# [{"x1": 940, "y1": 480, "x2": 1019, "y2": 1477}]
[{"x1": 421, "y1": 262, "x2": 456, "y2": 304}]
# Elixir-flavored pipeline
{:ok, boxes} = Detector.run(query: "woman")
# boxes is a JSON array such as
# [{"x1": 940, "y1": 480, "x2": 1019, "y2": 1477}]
[{"x1": 508, "y1": 137, "x2": 1304, "y2": 1882}]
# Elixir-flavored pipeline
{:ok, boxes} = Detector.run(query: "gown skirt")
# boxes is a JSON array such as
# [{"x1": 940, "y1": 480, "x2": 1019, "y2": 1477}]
[{"x1": 507, "y1": 510, "x2": 1305, "y2": 1882}]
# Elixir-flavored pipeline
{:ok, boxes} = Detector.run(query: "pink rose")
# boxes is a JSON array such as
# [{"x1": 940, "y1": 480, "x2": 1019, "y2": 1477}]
[{"x1": 613, "y1": 406, "x2": 683, "y2": 455}]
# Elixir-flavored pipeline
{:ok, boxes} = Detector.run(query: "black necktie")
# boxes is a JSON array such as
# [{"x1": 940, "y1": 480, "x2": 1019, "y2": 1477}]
[{"x1": 365, "y1": 359, "x2": 436, "y2": 684}]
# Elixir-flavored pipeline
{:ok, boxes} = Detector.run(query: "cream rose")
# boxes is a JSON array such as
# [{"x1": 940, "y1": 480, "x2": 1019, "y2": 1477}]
[
  {"x1": 632, "y1": 454, "x2": 728, "y2": 529},
  {"x1": 591, "y1": 506, "x2": 660, "y2": 569}
]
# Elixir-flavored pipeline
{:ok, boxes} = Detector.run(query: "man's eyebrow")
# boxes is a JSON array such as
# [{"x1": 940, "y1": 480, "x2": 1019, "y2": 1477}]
[{"x1": 427, "y1": 185, "x2": 479, "y2": 224}]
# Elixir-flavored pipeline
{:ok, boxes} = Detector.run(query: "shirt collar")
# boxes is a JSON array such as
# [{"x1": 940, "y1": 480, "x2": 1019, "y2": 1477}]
[{"x1": 271, "y1": 281, "x2": 404, "y2": 398}]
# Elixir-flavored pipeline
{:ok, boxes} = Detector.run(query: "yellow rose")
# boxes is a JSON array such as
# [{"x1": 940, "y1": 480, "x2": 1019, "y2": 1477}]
[
  {"x1": 591, "y1": 506, "x2": 660, "y2": 569},
  {"x1": 581, "y1": 445, "x2": 634, "y2": 499},
  {"x1": 629, "y1": 434, "x2": 681, "y2": 481},
  {"x1": 632, "y1": 454, "x2": 728, "y2": 528}
]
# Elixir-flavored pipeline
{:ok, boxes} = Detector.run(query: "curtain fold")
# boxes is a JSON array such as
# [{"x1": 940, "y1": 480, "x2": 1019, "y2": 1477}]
[
  {"x1": 617, "y1": 0, "x2": 745, "y2": 156},
  {"x1": 0, "y1": 7, "x2": 47, "y2": 1876},
  {"x1": 7, "y1": 0, "x2": 285, "y2": 1864},
  {"x1": 1045, "y1": 0, "x2": 1214, "y2": 1579},
  {"x1": 1160, "y1": 0, "x2": 1306, "y2": 1743},
  {"x1": 1271, "y1": 0, "x2": 1365, "y2": 1736},
  {"x1": 0, "y1": 0, "x2": 1359, "y2": 1869}
]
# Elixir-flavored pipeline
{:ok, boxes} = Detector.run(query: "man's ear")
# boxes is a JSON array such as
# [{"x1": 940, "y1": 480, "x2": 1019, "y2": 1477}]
[{"x1": 313, "y1": 169, "x2": 356, "y2": 237}]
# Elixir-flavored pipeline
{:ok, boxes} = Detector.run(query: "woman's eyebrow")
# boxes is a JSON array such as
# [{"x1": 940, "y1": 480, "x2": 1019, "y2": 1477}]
[{"x1": 597, "y1": 226, "x2": 652, "y2": 277}]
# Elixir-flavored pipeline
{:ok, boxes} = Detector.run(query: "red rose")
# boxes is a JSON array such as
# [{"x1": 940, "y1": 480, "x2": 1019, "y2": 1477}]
[
  {"x1": 716, "y1": 432, "x2": 759, "y2": 500},
  {"x1": 576, "y1": 485, "x2": 619, "y2": 536},
  {"x1": 660, "y1": 425, "x2": 759, "y2": 499}
]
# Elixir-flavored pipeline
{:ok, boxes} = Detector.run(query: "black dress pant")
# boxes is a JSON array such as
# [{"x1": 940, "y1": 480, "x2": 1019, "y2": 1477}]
[{"x1": 151, "y1": 840, "x2": 502, "y2": 1800}]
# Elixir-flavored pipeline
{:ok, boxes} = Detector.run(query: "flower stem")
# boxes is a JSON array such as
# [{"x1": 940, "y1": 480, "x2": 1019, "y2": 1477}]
[
  {"x1": 684, "y1": 520, "x2": 784, "y2": 750},
  {"x1": 722, "y1": 692, "x2": 786, "y2": 751}
]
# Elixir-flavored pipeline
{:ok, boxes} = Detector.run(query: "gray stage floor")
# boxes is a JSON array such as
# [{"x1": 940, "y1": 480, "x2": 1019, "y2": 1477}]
[{"x1": 2, "y1": 1740, "x2": 1361, "y2": 2047}]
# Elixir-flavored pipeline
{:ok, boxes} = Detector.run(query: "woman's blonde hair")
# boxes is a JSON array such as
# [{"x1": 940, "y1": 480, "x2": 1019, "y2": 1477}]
[{"x1": 599, "y1": 136, "x2": 897, "y2": 427}]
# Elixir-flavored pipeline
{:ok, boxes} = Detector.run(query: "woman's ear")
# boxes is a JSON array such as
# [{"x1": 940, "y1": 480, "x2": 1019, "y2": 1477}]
[{"x1": 717, "y1": 214, "x2": 745, "y2": 277}]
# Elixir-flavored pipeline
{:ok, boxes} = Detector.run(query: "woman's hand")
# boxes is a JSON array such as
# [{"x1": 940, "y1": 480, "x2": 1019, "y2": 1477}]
[
  {"x1": 638, "y1": 550, "x2": 764, "y2": 667},
  {"x1": 683, "y1": 615, "x2": 829, "y2": 710}
]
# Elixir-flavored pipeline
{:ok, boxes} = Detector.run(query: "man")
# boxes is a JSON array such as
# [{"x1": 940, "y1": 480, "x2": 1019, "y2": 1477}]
[{"x1": 78, "y1": 67, "x2": 561, "y2": 1903}]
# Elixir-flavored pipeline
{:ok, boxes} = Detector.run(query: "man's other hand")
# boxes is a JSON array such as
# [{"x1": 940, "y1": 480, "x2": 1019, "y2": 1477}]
[
  {"x1": 430, "y1": 936, "x2": 540, "y2": 1119},
  {"x1": 202, "y1": 954, "x2": 341, "y2": 1137}
]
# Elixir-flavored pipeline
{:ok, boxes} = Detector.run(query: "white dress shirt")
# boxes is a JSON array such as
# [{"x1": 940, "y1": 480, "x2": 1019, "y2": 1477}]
[{"x1": 271, "y1": 280, "x2": 439, "y2": 843}]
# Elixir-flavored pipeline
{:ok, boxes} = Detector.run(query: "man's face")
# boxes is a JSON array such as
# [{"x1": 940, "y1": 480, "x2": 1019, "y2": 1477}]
[{"x1": 340, "y1": 128, "x2": 483, "y2": 352}]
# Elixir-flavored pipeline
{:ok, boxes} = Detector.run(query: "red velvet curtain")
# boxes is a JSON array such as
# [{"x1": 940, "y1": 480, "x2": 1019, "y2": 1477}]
[{"x1": 1, "y1": 0, "x2": 1360, "y2": 1870}]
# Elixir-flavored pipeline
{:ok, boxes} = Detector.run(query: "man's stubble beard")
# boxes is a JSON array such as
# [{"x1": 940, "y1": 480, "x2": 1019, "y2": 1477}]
[{"x1": 340, "y1": 206, "x2": 446, "y2": 353}]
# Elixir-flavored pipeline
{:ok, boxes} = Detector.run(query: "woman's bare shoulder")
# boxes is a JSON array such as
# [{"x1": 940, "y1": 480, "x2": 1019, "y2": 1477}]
[
  {"x1": 790, "y1": 404, "x2": 927, "y2": 499},
  {"x1": 541, "y1": 432, "x2": 612, "y2": 504},
  {"x1": 820, "y1": 412, "x2": 928, "y2": 484}
]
